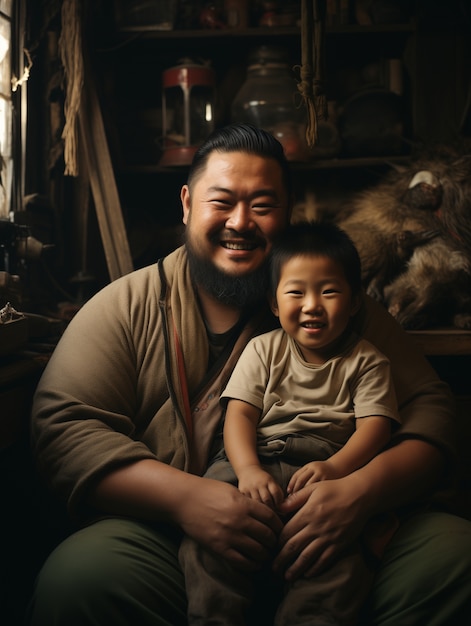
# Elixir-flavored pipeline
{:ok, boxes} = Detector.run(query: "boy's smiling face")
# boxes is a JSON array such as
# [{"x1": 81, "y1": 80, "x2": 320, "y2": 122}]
[{"x1": 272, "y1": 254, "x2": 360, "y2": 364}]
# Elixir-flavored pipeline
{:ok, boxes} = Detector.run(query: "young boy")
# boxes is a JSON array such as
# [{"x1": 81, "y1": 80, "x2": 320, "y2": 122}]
[{"x1": 179, "y1": 220, "x2": 401, "y2": 625}]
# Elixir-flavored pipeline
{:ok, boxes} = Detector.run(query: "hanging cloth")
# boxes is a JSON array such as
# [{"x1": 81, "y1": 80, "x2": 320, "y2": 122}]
[{"x1": 298, "y1": 0, "x2": 328, "y2": 147}]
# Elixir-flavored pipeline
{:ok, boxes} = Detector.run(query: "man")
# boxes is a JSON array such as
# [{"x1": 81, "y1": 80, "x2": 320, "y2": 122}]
[{"x1": 28, "y1": 124, "x2": 471, "y2": 625}]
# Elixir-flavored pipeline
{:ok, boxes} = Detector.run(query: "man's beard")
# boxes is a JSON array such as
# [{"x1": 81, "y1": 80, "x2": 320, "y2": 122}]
[{"x1": 186, "y1": 239, "x2": 269, "y2": 308}]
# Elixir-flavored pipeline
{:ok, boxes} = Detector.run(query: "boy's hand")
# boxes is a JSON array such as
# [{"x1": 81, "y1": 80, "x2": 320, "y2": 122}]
[
  {"x1": 287, "y1": 460, "x2": 342, "y2": 494},
  {"x1": 237, "y1": 465, "x2": 285, "y2": 509}
]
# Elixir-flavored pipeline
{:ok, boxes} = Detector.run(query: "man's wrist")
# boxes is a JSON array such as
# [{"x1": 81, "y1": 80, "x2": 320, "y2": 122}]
[{"x1": 341, "y1": 469, "x2": 378, "y2": 518}]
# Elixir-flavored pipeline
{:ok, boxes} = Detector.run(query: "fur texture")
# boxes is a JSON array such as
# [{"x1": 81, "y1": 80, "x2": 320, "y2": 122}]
[
  {"x1": 336, "y1": 147, "x2": 471, "y2": 329},
  {"x1": 335, "y1": 145, "x2": 471, "y2": 329}
]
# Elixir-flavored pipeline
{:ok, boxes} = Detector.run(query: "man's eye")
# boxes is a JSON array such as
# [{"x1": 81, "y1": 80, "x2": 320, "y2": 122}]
[
  {"x1": 252, "y1": 203, "x2": 276, "y2": 214},
  {"x1": 211, "y1": 198, "x2": 231, "y2": 207}
]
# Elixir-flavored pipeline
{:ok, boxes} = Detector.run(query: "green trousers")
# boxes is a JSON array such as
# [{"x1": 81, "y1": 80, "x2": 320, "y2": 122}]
[{"x1": 26, "y1": 511, "x2": 471, "y2": 626}]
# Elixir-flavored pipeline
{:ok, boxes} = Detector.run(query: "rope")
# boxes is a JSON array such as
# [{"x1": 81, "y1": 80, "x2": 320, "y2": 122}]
[
  {"x1": 298, "y1": 0, "x2": 328, "y2": 147},
  {"x1": 11, "y1": 48, "x2": 33, "y2": 92},
  {"x1": 59, "y1": 0, "x2": 84, "y2": 176}
]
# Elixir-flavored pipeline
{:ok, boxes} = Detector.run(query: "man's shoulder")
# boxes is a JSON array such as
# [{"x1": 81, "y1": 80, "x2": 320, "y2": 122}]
[
  {"x1": 99, "y1": 263, "x2": 160, "y2": 298},
  {"x1": 106, "y1": 247, "x2": 186, "y2": 293}
]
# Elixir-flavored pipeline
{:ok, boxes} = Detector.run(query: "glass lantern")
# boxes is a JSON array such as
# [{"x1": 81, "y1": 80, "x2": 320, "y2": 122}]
[{"x1": 231, "y1": 46, "x2": 310, "y2": 161}]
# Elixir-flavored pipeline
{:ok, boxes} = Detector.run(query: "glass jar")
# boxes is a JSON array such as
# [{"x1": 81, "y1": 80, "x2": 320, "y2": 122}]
[{"x1": 231, "y1": 46, "x2": 310, "y2": 161}]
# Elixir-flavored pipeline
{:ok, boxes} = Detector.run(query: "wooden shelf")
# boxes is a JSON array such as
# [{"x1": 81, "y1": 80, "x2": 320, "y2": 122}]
[
  {"x1": 115, "y1": 24, "x2": 415, "y2": 39},
  {"x1": 120, "y1": 156, "x2": 411, "y2": 175},
  {"x1": 116, "y1": 26, "x2": 299, "y2": 38},
  {"x1": 407, "y1": 329, "x2": 471, "y2": 356}
]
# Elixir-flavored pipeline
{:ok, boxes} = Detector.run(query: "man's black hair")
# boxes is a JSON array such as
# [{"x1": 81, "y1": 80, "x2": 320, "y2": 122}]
[{"x1": 187, "y1": 123, "x2": 293, "y2": 201}]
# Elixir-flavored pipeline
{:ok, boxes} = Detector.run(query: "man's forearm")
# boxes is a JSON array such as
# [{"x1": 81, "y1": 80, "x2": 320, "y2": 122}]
[
  {"x1": 352, "y1": 438, "x2": 444, "y2": 516},
  {"x1": 88, "y1": 459, "x2": 200, "y2": 522}
]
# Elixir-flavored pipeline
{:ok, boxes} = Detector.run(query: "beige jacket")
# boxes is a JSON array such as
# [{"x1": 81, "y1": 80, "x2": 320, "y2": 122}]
[{"x1": 31, "y1": 246, "x2": 456, "y2": 520}]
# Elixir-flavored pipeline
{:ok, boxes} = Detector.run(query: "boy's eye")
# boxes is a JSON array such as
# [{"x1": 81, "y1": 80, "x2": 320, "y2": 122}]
[{"x1": 323, "y1": 288, "x2": 340, "y2": 295}]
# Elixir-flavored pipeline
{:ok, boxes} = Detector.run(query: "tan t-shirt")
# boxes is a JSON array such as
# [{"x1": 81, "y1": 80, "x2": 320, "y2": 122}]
[{"x1": 221, "y1": 329, "x2": 400, "y2": 456}]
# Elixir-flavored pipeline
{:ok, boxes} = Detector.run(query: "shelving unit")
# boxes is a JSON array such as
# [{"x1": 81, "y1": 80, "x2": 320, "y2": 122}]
[
  {"x1": 408, "y1": 329, "x2": 471, "y2": 357},
  {"x1": 103, "y1": 21, "x2": 416, "y2": 172}
]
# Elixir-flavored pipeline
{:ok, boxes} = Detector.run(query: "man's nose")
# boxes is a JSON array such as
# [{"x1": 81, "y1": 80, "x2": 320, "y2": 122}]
[{"x1": 225, "y1": 204, "x2": 255, "y2": 232}]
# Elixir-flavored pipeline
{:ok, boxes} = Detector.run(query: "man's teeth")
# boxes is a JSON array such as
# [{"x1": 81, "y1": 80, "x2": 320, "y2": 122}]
[{"x1": 223, "y1": 242, "x2": 256, "y2": 250}]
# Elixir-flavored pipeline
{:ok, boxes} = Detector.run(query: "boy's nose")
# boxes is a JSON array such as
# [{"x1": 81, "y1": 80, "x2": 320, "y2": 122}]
[{"x1": 303, "y1": 296, "x2": 322, "y2": 313}]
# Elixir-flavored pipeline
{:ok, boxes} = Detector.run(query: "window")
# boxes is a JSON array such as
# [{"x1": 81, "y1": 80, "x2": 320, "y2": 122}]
[
  {"x1": 0, "y1": 0, "x2": 12, "y2": 219},
  {"x1": 0, "y1": 0, "x2": 27, "y2": 219}
]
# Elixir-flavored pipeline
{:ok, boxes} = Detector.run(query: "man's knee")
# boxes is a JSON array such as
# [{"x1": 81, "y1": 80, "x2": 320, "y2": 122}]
[
  {"x1": 365, "y1": 511, "x2": 471, "y2": 625},
  {"x1": 27, "y1": 518, "x2": 187, "y2": 626}
]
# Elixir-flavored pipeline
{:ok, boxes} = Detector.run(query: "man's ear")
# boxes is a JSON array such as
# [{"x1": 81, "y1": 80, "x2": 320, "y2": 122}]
[{"x1": 181, "y1": 185, "x2": 190, "y2": 225}]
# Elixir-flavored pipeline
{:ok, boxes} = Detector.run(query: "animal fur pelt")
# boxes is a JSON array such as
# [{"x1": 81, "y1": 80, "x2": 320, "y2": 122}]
[{"x1": 335, "y1": 144, "x2": 471, "y2": 329}]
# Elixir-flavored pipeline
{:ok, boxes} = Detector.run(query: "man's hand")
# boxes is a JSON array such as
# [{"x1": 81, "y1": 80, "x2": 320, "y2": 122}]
[
  {"x1": 91, "y1": 460, "x2": 284, "y2": 573},
  {"x1": 273, "y1": 475, "x2": 368, "y2": 581},
  {"x1": 176, "y1": 477, "x2": 283, "y2": 572}
]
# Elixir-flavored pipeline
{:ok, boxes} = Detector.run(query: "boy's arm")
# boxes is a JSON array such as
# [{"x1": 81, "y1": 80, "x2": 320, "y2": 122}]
[
  {"x1": 288, "y1": 416, "x2": 391, "y2": 492},
  {"x1": 223, "y1": 399, "x2": 262, "y2": 475},
  {"x1": 325, "y1": 415, "x2": 391, "y2": 476},
  {"x1": 224, "y1": 399, "x2": 284, "y2": 508}
]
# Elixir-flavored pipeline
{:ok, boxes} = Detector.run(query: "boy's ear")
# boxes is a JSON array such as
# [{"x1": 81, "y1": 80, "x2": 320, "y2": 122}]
[
  {"x1": 350, "y1": 291, "x2": 363, "y2": 317},
  {"x1": 270, "y1": 296, "x2": 279, "y2": 317}
]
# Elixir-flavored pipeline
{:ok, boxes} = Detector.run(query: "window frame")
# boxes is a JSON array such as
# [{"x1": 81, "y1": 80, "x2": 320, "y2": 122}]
[{"x1": 0, "y1": 0, "x2": 26, "y2": 218}]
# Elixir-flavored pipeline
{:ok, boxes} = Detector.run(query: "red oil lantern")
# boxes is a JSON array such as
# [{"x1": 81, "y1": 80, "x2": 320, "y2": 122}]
[{"x1": 159, "y1": 60, "x2": 215, "y2": 166}]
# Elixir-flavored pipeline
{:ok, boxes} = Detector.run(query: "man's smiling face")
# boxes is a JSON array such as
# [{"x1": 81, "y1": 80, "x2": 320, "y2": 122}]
[{"x1": 181, "y1": 150, "x2": 290, "y2": 280}]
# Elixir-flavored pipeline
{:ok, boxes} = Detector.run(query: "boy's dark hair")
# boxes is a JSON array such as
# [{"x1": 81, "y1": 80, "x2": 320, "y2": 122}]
[
  {"x1": 188, "y1": 123, "x2": 293, "y2": 201},
  {"x1": 270, "y1": 220, "x2": 363, "y2": 297}
]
